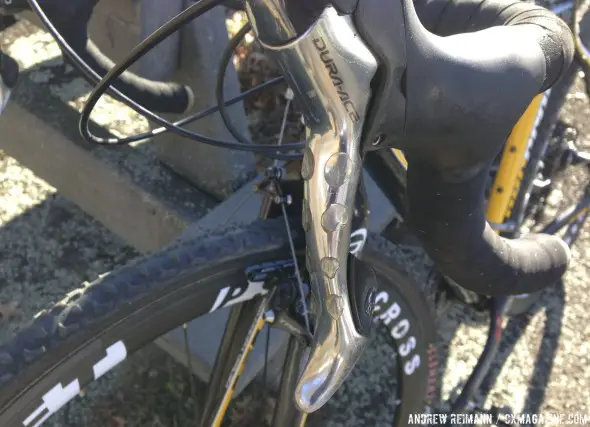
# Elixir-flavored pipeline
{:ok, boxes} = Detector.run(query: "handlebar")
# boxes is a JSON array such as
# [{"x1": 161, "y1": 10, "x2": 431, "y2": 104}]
[
  {"x1": 352, "y1": 0, "x2": 574, "y2": 296},
  {"x1": 246, "y1": 0, "x2": 574, "y2": 414},
  {"x1": 415, "y1": 0, "x2": 573, "y2": 92},
  {"x1": 6, "y1": 0, "x2": 194, "y2": 114},
  {"x1": 401, "y1": 0, "x2": 573, "y2": 296}
]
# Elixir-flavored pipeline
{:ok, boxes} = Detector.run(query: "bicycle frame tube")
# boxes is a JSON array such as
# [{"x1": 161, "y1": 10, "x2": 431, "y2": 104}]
[{"x1": 542, "y1": 188, "x2": 590, "y2": 235}]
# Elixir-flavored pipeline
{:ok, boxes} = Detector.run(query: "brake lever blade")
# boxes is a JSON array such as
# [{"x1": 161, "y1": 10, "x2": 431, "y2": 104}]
[{"x1": 245, "y1": 3, "x2": 379, "y2": 412}]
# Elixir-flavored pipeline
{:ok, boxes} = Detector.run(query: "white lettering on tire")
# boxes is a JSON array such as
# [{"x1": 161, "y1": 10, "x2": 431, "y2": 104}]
[
  {"x1": 93, "y1": 341, "x2": 127, "y2": 380},
  {"x1": 375, "y1": 291, "x2": 421, "y2": 376},
  {"x1": 404, "y1": 355, "x2": 421, "y2": 375},
  {"x1": 209, "y1": 280, "x2": 268, "y2": 312},
  {"x1": 24, "y1": 340, "x2": 128, "y2": 426},
  {"x1": 391, "y1": 319, "x2": 410, "y2": 340},
  {"x1": 349, "y1": 228, "x2": 368, "y2": 255},
  {"x1": 399, "y1": 336, "x2": 416, "y2": 357},
  {"x1": 374, "y1": 291, "x2": 389, "y2": 310},
  {"x1": 378, "y1": 302, "x2": 401, "y2": 325},
  {"x1": 23, "y1": 380, "x2": 80, "y2": 427}
]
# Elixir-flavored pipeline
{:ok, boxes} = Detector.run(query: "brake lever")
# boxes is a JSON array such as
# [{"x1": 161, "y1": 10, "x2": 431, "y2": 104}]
[{"x1": 245, "y1": 3, "x2": 378, "y2": 412}]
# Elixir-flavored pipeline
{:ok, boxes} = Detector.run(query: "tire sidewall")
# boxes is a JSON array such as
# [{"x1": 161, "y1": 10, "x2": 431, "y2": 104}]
[{"x1": 364, "y1": 243, "x2": 439, "y2": 425}]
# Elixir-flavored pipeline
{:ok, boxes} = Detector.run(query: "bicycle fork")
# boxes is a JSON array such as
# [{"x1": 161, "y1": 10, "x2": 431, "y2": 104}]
[{"x1": 245, "y1": 2, "x2": 379, "y2": 413}]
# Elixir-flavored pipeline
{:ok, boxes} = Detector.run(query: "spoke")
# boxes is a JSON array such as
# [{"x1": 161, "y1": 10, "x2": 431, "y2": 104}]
[
  {"x1": 167, "y1": 355, "x2": 183, "y2": 426},
  {"x1": 183, "y1": 323, "x2": 199, "y2": 420},
  {"x1": 64, "y1": 402, "x2": 70, "y2": 424},
  {"x1": 295, "y1": 413, "x2": 309, "y2": 427},
  {"x1": 272, "y1": 88, "x2": 294, "y2": 169},
  {"x1": 277, "y1": 90, "x2": 293, "y2": 147},
  {"x1": 271, "y1": 336, "x2": 309, "y2": 427},
  {"x1": 263, "y1": 326, "x2": 270, "y2": 389},
  {"x1": 272, "y1": 88, "x2": 312, "y2": 334},
  {"x1": 199, "y1": 293, "x2": 273, "y2": 427},
  {"x1": 280, "y1": 202, "x2": 312, "y2": 335}
]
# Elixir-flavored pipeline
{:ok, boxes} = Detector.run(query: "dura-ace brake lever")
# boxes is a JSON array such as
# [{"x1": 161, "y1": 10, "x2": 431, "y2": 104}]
[{"x1": 245, "y1": 1, "x2": 378, "y2": 412}]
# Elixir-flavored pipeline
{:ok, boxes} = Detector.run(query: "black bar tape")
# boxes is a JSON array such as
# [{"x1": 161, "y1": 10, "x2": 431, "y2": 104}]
[
  {"x1": 407, "y1": 162, "x2": 570, "y2": 296},
  {"x1": 41, "y1": 0, "x2": 193, "y2": 114},
  {"x1": 81, "y1": 40, "x2": 193, "y2": 115},
  {"x1": 414, "y1": 0, "x2": 574, "y2": 91},
  {"x1": 404, "y1": 0, "x2": 574, "y2": 295}
]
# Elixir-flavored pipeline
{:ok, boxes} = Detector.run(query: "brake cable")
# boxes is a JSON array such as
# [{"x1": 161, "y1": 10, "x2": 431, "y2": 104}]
[
  {"x1": 26, "y1": 0, "x2": 304, "y2": 159},
  {"x1": 217, "y1": 22, "x2": 255, "y2": 147}
]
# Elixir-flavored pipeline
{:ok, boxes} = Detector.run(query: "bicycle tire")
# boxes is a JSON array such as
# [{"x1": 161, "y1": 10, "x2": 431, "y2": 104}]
[{"x1": 0, "y1": 219, "x2": 438, "y2": 427}]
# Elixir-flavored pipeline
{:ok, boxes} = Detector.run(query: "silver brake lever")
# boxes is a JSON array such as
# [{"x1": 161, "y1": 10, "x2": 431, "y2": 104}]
[{"x1": 245, "y1": 3, "x2": 378, "y2": 412}]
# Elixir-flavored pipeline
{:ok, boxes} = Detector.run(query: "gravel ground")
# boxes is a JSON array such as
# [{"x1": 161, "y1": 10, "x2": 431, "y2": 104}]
[{"x1": 1, "y1": 15, "x2": 590, "y2": 427}]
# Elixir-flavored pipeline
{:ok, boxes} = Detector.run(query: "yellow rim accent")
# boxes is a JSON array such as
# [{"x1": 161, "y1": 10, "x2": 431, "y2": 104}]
[
  {"x1": 486, "y1": 94, "x2": 544, "y2": 225},
  {"x1": 298, "y1": 412, "x2": 309, "y2": 426},
  {"x1": 392, "y1": 148, "x2": 408, "y2": 169},
  {"x1": 570, "y1": 207, "x2": 589, "y2": 223},
  {"x1": 211, "y1": 318, "x2": 266, "y2": 427}
]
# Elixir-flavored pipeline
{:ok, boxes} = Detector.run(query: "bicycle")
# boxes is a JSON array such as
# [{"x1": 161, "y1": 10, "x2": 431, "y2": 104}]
[{"x1": 0, "y1": 0, "x2": 586, "y2": 426}]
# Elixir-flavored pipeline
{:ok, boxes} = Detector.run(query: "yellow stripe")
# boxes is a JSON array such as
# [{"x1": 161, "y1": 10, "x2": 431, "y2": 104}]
[
  {"x1": 486, "y1": 94, "x2": 544, "y2": 225},
  {"x1": 298, "y1": 412, "x2": 309, "y2": 426},
  {"x1": 211, "y1": 389, "x2": 234, "y2": 427},
  {"x1": 211, "y1": 319, "x2": 266, "y2": 427},
  {"x1": 392, "y1": 148, "x2": 408, "y2": 169},
  {"x1": 570, "y1": 207, "x2": 589, "y2": 223}
]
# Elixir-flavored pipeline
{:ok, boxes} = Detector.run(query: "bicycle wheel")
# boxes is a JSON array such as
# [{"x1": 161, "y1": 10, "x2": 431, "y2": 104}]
[
  {"x1": 0, "y1": 218, "x2": 438, "y2": 427},
  {"x1": 505, "y1": 62, "x2": 582, "y2": 316}
]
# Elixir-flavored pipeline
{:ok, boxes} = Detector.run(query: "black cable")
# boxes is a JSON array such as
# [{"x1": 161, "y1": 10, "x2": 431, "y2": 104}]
[
  {"x1": 26, "y1": 0, "x2": 282, "y2": 142},
  {"x1": 153, "y1": 76, "x2": 285, "y2": 137},
  {"x1": 217, "y1": 23, "x2": 253, "y2": 145},
  {"x1": 26, "y1": 0, "x2": 200, "y2": 124},
  {"x1": 76, "y1": 1, "x2": 303, "y2": 157},
  {"x1": 263, "y1": 326, "x2": 270, "y2": 389},
  {"x1": 27, "y1": 0, "x2": 304, "y2": 159},
  {"x1": 215, "y1": 22, "x2": 302, "y2": 159}
]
